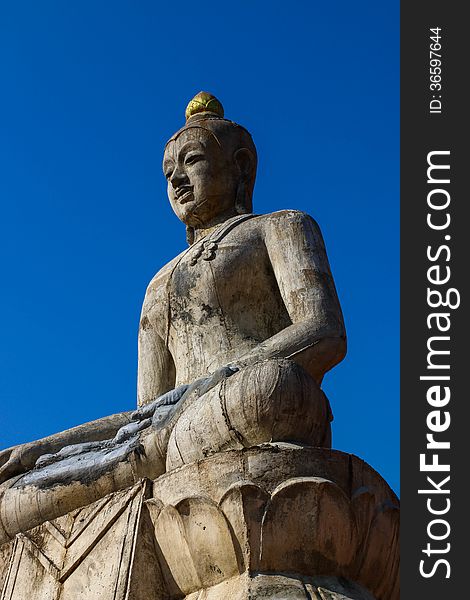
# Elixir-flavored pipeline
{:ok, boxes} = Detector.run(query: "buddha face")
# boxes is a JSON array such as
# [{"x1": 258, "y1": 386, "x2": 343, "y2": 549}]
[{"x1": 163, "y1": 128, "x2": 240, "y2": 229}]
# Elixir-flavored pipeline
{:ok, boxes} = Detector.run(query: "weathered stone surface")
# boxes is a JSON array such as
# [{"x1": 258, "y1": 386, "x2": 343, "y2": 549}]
[
  {"x1": 184, "y1": 573, "x2": 376, "y2": 600},
  {"x1": 1, "y1": 447, "x2": 397, "y2": 599},
  {"x1": 153, "y1": 496, "x2": 239, "y2": 596},
  {"x1": 165, "y1": 358, "x2": 331, "y2": 470},
  {"x1": 1, "y1": 448, "x2": 396, "y2": 599},
  {"x1": 0, "y1": 99, "x2": 345, "y2": 543},
  {"x1": 0, "y1": 541, "x2": 13, "y2": 593},
  {"x1": 0, "y1": 358, "x2": 328, "y2": 547},
  {"x1": 0, "y1": 437, "x2": 165, "y2": 546},
  {"x1": 0, "y1": 93, "x2": 398, "y2": 600},
  {"x1": 259, "y1": 476, "x2": 359, "y2": 574},
  {"x1": 0, "y1": 481, "x2": 164, "y2": 600},
  {"x1": 149, "y1": 446, "x2": 399, "y2": 600}
]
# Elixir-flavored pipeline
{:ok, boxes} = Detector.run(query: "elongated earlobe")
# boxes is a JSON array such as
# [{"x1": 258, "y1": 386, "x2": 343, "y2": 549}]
[
  {"x1": 235, "y1": 180, "x2": 250, "y2": 215},
  {"x1": 186, "y1": 226, "x2": 195, "y2": 245},
  {"x1": 234, "y1": 148, "x2": 255, "y2": 214}
]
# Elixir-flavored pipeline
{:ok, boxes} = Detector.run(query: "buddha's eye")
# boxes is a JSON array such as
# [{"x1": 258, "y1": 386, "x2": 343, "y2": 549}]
[
  {"x1": 163, "y1": 164, "x2": 174, "y2": 179},
  {"x1": 184, "y1": 153, "x2": 204, "y2": 166}
]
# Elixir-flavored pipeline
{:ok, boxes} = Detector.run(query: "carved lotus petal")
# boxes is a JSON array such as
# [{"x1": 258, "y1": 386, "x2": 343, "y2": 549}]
[
  {"x1": 219, "y1": 481, "x2": 270, "y2": 572},
  {"x1": 153, "y1": 496, "x2": 238, "y2": 596},
  {"x1": 350, "y1": 486, "x2": 379, "y2": 549},
  {"x1": 355, "y1": 500, "x2": 400, "y2": 600},
  {"x1": 151, "y1": 447, "x2": 399, "y2": 600},
  {"x1": 259, "y1": 476, "x2": 359, "y2": 575}
]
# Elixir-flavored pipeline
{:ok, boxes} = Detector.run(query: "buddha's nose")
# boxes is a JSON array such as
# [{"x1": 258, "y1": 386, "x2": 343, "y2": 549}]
[{"x1": 170, "y1": 165, "x2": 188, "y2": 188}]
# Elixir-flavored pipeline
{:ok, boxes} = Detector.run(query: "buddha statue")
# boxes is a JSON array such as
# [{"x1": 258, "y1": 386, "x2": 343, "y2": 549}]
[{"x1": 0, "y1": 93, "x2": 346, "y2": 544}]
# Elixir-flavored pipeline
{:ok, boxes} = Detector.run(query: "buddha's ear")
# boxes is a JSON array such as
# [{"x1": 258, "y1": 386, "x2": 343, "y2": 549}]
[
  {"x1": 186, "y1": 225, "x2": 195, "y2": 245},
  {"x1": 234, "y1": 148, "x2": 255, "y2": 215},
  {"x1": 234, "y1": 148, "x2": 256, "y2": 181}
]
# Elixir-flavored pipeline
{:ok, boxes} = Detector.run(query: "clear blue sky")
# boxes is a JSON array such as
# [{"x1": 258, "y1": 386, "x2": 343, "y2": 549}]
[{"x1": 0, "y1": 2, "x2": 399, "y2": 493}]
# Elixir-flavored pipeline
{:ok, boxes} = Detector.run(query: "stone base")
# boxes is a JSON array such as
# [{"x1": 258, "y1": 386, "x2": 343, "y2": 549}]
[
  {"x1": 185, "y1": 573, "x2": 376, "y2": 600},
  {"x1": 0, "y1": 445, "x2": 399, "y2": 600},
  {"x1": 0, "y1": 479, "x2": 163, "y2": 599}
]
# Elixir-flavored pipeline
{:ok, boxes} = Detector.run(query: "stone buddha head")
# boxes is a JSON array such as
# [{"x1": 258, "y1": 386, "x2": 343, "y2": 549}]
[{"x1": 163, "y1": 92, "x2": 257, "y2": 244}]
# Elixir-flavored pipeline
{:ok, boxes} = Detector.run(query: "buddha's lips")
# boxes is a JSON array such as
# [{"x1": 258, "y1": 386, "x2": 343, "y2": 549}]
[{"x1": 175, "y1": 187, "x2": 193, "y2": 203}]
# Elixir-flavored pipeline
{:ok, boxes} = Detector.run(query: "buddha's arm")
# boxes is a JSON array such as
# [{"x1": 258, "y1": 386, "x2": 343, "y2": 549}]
[
  {"x1": 237, "y1": 211, "x2": 346, "y2": 383},
  {"x1": 0, "y1": 411, "x2": 133, "y2": 484},
  {"x1": 137, "y1": 293, "x2": 176, "y2": 407}
]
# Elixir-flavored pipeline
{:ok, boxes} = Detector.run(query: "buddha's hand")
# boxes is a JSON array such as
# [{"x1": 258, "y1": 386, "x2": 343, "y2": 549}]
[
  {"x1": 130, "y1": 367, "x2": 239, "y2": 431},
  {"x1": 0, "y1": 442, "x2": 42, "y2": 484},
  {"x1": 163, "y1": 365, "x2": 239, "y2": 409},
  {"x1": 195, "y1": 365, "x2": 239, "y2": 396},
  {"x1": 130, "y1": 384, "x2": 191, "y2": 426}
]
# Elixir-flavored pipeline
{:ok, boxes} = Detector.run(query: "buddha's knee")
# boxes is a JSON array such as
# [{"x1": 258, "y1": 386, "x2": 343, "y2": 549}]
[{"x1": 165, "y1": 358, "x2": 332, "y2": 471}]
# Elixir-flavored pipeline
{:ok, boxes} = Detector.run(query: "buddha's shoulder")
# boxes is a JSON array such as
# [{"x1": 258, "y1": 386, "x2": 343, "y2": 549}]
[
  {"x1": 251, "y1": 209, "x2": 320, "y2": 231},
  {"x1": 144, "y1": 248, "x2": 188, "y2": 297}
]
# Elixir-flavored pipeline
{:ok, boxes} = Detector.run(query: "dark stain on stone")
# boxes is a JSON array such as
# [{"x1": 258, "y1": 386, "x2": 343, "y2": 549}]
[
  {"x1": 140, "y1": 316, "x2": 151, "y2": 330},
  {"x1": 201, "y1": 303, "x2": 216, "y2": 318},
  {"x1": 171, "y1": 262, "x2": 200, "y2": 297},
  {"x1": 172, "y1": 308, "x2": 194, "y2": 324}
]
